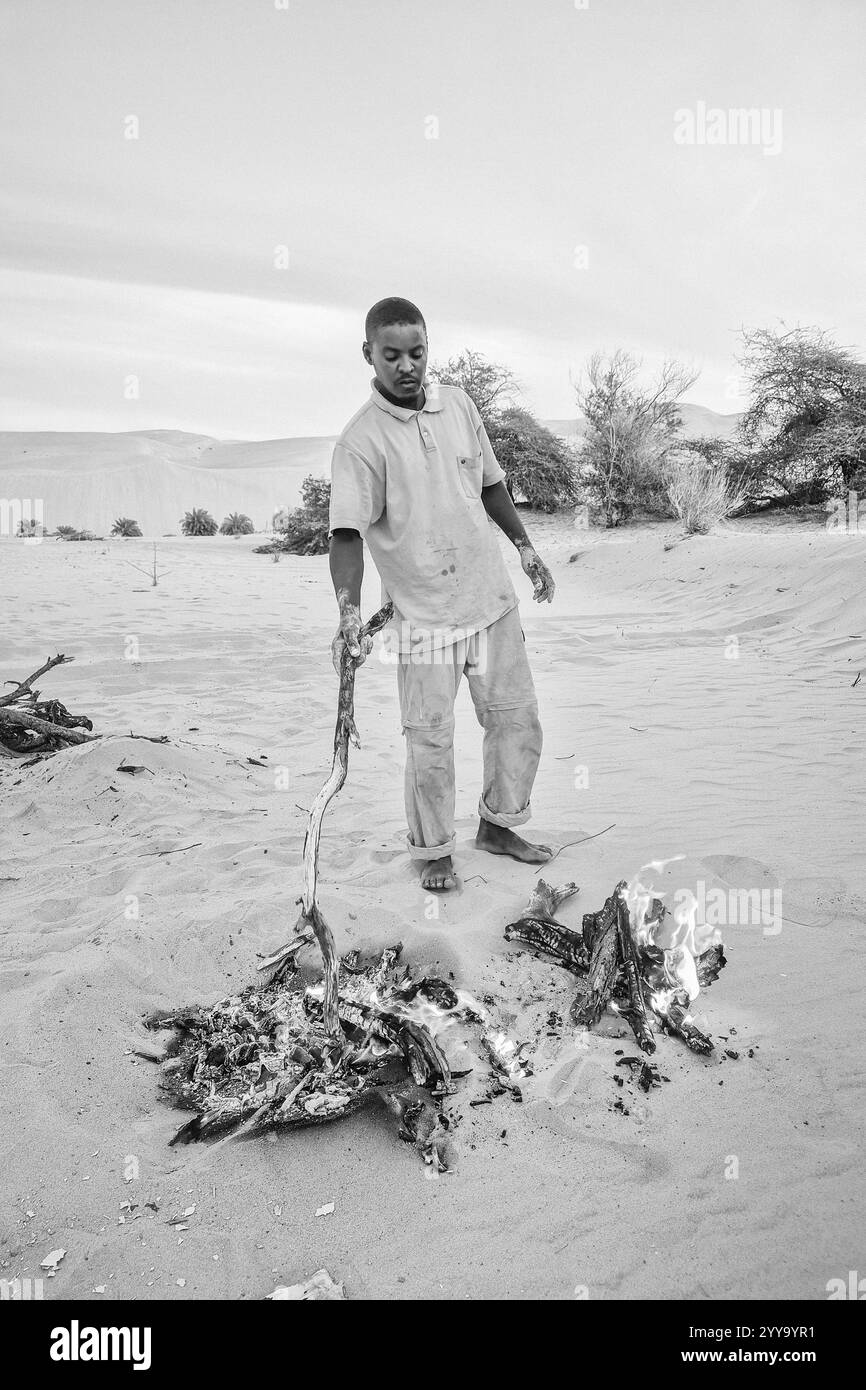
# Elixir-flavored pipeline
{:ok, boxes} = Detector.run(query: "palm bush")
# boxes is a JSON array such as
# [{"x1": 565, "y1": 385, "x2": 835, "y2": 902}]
[
  {"x1": 180, "y1": 508, "x2": 218, "y2": 536},
  {"x1": 219, "y1": 513, "x2": 254, "y2": 536},
  {"x1": 111, "y1": 517, "x2": 142, "y2": 537}
]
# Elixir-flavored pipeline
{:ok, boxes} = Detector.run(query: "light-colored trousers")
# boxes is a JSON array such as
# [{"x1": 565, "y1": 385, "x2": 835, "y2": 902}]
[{"x1": 396, "y1": 605, "x2": 543, "y2": 861}]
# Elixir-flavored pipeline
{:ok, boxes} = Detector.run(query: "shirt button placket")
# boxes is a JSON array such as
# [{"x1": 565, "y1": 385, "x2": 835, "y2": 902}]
[{"x1": 418, "y1": 417, "x2": 436, "y2": 452}]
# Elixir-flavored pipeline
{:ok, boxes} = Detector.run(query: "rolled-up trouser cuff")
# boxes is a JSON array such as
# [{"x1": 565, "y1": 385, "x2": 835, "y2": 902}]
[
  {"x1": 477, "y1": 796, "x2": 532, "y2": 829},
  {"x1": 406, "y1": 832, "x2": 456, "y2": 862}
]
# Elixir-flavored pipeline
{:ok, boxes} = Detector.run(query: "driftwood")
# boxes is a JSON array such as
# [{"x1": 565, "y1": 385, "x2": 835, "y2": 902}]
[
  {"x1": 260, "y1": 603, "x2": 395, "y2": 1032},
  {"x1": 0, "y1": 653, "x2": 97, "y2": 752},
  {"x1": 0, "y1": 653, "x2": 70, "y2": 707}
]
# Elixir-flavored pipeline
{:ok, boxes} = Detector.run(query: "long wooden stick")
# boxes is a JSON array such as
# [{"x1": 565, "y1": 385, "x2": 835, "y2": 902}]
[{"x1": 266, "y1": 603, "x2": 394, "y2": 1032}]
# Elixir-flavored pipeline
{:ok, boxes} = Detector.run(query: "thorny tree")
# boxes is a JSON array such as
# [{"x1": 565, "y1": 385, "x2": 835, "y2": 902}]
[
  {"x1": 737, "y1": 325, "x2": 866, "y2": 503},
  {"x1": 429, "y1": 349, "x2": 517, "y2": 423}
]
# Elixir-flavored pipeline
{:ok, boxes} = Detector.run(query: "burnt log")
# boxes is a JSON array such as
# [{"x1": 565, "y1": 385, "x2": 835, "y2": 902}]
[
  {"x1": 659, "y1": 1000, "x2": 714, "y2": 1055},
  {"x1": 523, "y1": 879, "x2": 580, "y2": 920},
  {"x1": 304, "y1": 988, "x2": 451, "y2": 1091},
  {"x1": 504, "y1": 878, "x2": 585, "y2": 972},
  {"x1": 504, "y1": 916, "x2": 588, "y2": 974},
  {"x1": 571, "y1": 881, "x2": 625, "y2": 1027},
  {"x1": 696, "y1": 943, "x2": 727, "y2": 987},
  {"x1": 615, "y1": 894, "x2": 656, "y2": 1054}
]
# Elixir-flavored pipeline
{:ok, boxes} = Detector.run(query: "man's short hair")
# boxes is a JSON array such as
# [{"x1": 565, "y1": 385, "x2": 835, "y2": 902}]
[{"x1": 365, "y1": 297, "x2": 426, "y2": 344}]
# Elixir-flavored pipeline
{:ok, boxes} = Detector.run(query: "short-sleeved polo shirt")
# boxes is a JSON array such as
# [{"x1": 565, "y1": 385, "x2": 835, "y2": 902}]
[{"x1": 328, "y1": 380, "x2": 518, "y2": 655}]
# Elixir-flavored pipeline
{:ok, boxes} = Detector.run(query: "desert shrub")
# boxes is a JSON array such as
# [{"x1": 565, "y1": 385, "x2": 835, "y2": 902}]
[
  {"x1": 665, "y1": 451, "x2": 746, "y2": 533},
  {"x1": 577, "y1": 406, "x2": 677, "y2": 525},
  {"x1": 485, "y1": 407, "x2": 580, "y2": 511},
  {"x1": 56, "y1": 526, "x2": 98, "y2": 541},
  {"x1": 219, "y1": 513, "x2": 254, "y2": 536},
  {"x1": 256, "y1": 477, "x2": 330, "y2": 555},
  {"x1": 111, "y1": 517, "x2": 142, "y2": 537},
  {"x1": 576, "y1": 351, "x2": 698, "y2": 526},
  {"x1": 180, "y1": 508, "x2": 218, "y2": 536},
  {"x1": 429, "y1": 353, "x2": 580, "y2": 512},
  {"x1": 848, "y1": 462, "x2": 866, "y2": 495}
]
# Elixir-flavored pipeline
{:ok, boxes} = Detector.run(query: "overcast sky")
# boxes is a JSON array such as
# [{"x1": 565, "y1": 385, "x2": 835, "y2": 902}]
[{"x1": 1, "y1": 0, "x2": 863, "y2": 438}]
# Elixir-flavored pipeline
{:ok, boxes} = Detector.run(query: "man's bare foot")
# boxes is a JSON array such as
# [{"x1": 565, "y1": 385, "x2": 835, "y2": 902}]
[
  {"x1": 420, "y1": 854, "x2": 458, "y2": 891},
  {"x1": 475, "y1": 819, "x2": 552, "y2": 863}
]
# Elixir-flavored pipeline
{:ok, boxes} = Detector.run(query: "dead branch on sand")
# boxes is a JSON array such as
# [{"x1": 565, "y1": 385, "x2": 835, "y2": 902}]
[{"x1": 0, "y1": 654, "x2": 98, "y2": 753}]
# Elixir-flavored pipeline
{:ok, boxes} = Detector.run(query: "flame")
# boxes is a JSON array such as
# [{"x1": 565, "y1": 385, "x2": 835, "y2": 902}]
[
  {"x1": 486, "y1": 1030, "x2": 532, "y2": 1080},
  {"x1": 623, "y1": 876, "x2": 722, "y2": 1018}
]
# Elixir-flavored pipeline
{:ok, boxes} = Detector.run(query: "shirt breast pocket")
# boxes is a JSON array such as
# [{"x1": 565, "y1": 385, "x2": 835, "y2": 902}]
[{"x1": 457, "y1": 450, "x2": 484, "y2": 500}]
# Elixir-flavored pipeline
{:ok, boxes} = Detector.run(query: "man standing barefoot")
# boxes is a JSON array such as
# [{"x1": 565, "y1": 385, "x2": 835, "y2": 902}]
[{"x1": 328, "y1": 297, "x2": 555, "y2": 891}]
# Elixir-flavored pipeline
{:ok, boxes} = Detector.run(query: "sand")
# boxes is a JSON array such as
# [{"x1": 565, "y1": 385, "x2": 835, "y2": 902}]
[{"x1": 1, "y1": 512, "x2": 864, "y2": 1300}]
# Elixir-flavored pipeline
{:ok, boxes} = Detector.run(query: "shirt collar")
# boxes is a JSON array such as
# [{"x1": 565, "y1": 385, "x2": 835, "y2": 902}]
[{"x1": 369, "y1": 376, "x2": 443, "y2": 419}]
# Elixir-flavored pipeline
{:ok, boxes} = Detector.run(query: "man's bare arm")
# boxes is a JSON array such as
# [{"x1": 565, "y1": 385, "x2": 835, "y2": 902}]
[
  {"x1": 481, "y1": 480, "x2": 530, "y2": 547},
  {"x1": 329, "y1": 528, "x2": 363, "y2": 606},
  {"x1": 328, "y1": 528, "x2": 372, "y2": 670},
  {"x1": 481, "y1": 481, "x2": 555, "y2": 603}
]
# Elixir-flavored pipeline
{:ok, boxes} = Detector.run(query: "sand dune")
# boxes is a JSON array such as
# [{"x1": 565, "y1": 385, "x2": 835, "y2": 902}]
[
  {"x1": 545, "y1": 402, "x2": 742, "y2": 443},
  {"x1": 0, "y1": 429, "x2": 336, "y2": 538},
  {"x1": 1, "y1": 514, "x2": 864, "y2": 1299}
]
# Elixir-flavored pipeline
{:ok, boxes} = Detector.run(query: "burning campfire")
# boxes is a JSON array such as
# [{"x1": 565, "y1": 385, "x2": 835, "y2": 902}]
[
  {"x1": 504, "y1": 877, "x2": 726, "y2": 1055},
  {"x1": 145, "y1": 872, "x2": 727, "y2": 1163}
]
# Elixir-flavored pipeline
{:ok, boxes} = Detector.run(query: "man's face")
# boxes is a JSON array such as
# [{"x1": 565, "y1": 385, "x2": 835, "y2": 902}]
[{"x1": 363, "y1": 322, "x2": 428, "y2": 401}]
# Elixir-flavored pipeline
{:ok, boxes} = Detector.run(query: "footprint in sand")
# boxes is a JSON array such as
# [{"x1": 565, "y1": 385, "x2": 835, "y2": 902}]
[
  {"x1": 31, "y1": 896, "x2": 80, "y2": 928},
  {"x1": 367, "y1": 848, "x2": 405, "y2": 865},
  {"x1": 701, "y1": 854, "x2": 849, "y2": 926},
  {"x1": 700, "y1": 853, "x2": 779, "y2": 890}
]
